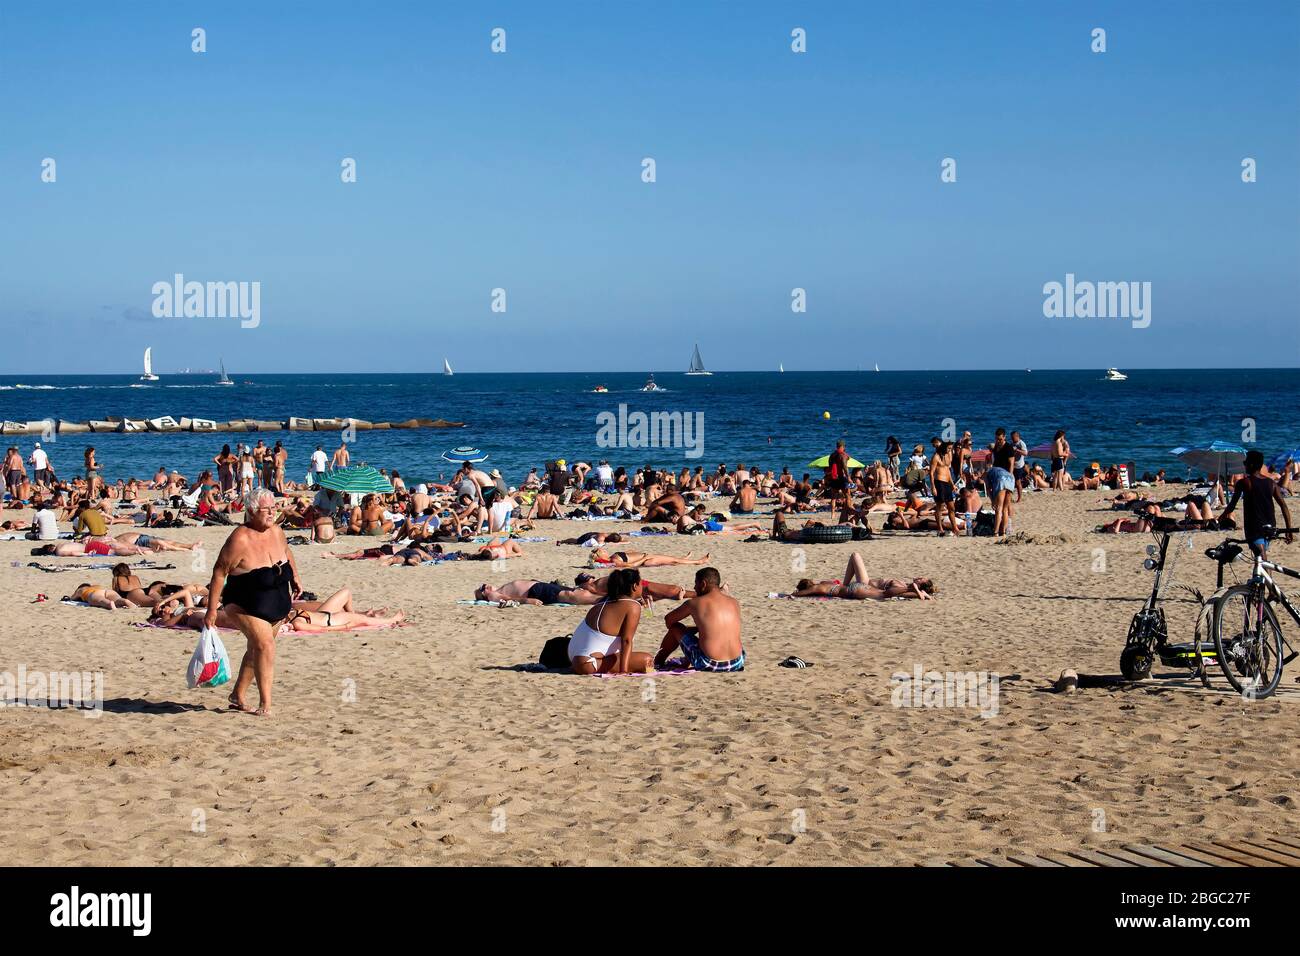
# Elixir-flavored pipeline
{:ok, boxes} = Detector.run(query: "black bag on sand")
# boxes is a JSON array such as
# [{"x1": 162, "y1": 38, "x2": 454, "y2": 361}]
[{"x1": 539, "y1": 635, "x2": 571, "y2": 669}]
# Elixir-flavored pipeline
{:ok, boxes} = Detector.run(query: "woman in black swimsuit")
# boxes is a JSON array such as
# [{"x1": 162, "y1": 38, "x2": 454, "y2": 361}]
[{"x1": 205, "y1": 488, "x2": 302, "y2": 717}]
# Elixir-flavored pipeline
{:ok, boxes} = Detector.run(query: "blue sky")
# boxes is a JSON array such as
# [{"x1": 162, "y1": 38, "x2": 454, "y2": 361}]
[{"x1": 2, "y1": 1, "x2": 1296, "y2": 374}]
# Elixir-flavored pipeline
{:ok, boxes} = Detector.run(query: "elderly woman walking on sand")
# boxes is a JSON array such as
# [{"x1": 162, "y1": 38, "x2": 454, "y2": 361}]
[{"x1": 204, "y1": 488, "x2": 302, "y2": 717}]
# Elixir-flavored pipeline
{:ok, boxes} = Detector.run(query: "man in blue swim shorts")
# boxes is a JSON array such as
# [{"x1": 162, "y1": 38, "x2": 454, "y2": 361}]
[{"x1": 654, "y1": 567, "x2": 745, "y2": 672}]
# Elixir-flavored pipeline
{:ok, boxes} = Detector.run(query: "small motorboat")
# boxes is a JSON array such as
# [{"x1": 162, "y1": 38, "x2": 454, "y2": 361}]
[
  {"x1": 592, "y1": 385, "x2": 608, "y2": 393},
  {"x1": 641, "y1": 374, "x2": 663, "y2": 392},
  {"x1": 1105, "y1": 368, "x2": 1128, "y2": 381}
]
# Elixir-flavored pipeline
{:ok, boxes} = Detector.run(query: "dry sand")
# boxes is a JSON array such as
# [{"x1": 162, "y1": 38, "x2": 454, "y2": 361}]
[{"x1": 2, "y1": 490, "x2": 1297, "y2": 865}]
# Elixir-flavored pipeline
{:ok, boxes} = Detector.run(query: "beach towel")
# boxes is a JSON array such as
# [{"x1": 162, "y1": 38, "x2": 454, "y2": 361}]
[
  {"x1": 27, "y1": 560, "x2": 175, "y2": 574},
  {"x1": 187, "y1": 626, "x2": 232, "y2": 689},
  {"x1": 0, "y1": 532, "x2": 74, "y2": 541},
  {"x1": 457, "y1": 599, "x2": 577, "y2": 608}
]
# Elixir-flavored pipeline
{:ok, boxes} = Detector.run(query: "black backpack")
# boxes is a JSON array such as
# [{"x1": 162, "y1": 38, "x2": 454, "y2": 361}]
[{"x1": 539, "y1": 635, "x2": 571, "y2": 669}]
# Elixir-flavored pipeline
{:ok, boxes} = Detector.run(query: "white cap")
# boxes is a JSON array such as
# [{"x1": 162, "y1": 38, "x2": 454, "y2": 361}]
[{"x1": 34, "y1": 442, "x2": 40, "y2": 448}]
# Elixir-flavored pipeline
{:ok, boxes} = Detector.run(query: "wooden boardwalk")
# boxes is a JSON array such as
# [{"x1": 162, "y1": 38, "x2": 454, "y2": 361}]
[{"x1": 933, "y1": 836, "x2": 1300, "y2": 867}]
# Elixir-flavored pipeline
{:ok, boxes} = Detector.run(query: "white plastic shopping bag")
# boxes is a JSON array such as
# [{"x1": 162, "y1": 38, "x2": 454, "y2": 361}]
[{"x1": 187, "y1": 626, "x2": 232, "y2": 689}]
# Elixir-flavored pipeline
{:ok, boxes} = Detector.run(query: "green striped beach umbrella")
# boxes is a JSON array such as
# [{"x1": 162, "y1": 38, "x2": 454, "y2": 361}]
[{"x1": 315, "y1": 465, "x2": 393, "y2": 494}]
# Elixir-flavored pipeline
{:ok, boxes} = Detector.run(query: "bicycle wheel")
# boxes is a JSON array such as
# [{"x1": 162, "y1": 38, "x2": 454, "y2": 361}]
[{"x1": 1213, "y1": 585, "x2": 1284, "y2": 698}]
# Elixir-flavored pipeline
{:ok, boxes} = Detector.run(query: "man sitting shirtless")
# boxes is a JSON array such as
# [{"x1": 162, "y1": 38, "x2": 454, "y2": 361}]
[{"x1": 653, "y1": 567, "x2": 745, "y2": 672}]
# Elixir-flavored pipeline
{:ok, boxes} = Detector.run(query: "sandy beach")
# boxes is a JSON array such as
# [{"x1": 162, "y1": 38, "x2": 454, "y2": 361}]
[{"x1": 2, "y1": 488, "x2": 1297, "y2": 866}]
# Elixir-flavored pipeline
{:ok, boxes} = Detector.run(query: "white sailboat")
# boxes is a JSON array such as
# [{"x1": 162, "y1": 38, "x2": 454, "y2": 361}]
[
  {"x1": 443, "y1": 358, "x2": 454, "y2": 376},
  {"x1": 216, "y1": 359, "x2": 234, "y2": 386},
  {"x1": 685, "y1": 344, "x2": 712, "y2": 376},
  {"x1": 140, "y1": 347, "x2": 159, "y2": 382},
  {"x1": 874, "y1": 363, "x2": 880, "y2": 373},
  {"x1": 779, "y1": 363, "x2": 784, "y2": 373}
]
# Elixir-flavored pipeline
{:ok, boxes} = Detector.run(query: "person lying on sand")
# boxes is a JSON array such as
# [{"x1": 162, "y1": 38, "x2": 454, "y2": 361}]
[
  {"x1": 566, "y1": 569, "x2": 655, "y2": 675},
  {"x1": 885, "y1": 511, "x2": 965, "y2": 533},
  {"x1": 791, "y1": 552, "x2": 936, "y2": 600},
  {"x1": 111, "y1": 565, "x2": 209, "y2": 608},
  {"x1": 35, "y1": 537, "x2": 147, "y2": 557},
  {"x1": 468, "y1": 536, "x2": 525, "y2": 561},
  {"x1": 323, "y1": 542, "x2": 443, "y2": 566},
  {"x1": 653, "y1": 567, "x2": 745, "y2": 672},
  {"x1": 590, "y1": 547, "x2": 710, "y2": 568},
  {"x1": 65, "y1": 583, "x2": 137, "y2": 609},
  {"x1": 573, "y1": 572, "x2": 696, "y2": 602},
  {"x1": 280, "y1": 606, "x2": 406, "y2": 633},
  {"x1": 473, "y1": 579, "x2": 601, "y2": 607},
  {"x1": 112, "y1": 530, "x2": 197, "y2": 552},
  {"x1": 556, "y1": 531, "x2": 623, "y2": 547}
]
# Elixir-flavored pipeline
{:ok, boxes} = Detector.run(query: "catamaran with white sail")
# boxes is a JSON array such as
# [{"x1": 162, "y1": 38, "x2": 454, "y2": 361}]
[{"x1": 140, "y1": 347, "x2": 159, "y2": 382}]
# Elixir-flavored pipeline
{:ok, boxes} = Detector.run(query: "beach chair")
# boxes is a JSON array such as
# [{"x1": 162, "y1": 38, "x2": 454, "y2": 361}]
[{"x1": 1118, "y1": 464, "x2": 1131, "y2": 489}]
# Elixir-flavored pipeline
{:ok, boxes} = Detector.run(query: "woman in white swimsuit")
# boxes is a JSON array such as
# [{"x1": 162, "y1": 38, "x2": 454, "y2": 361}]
[{"x1": 568, "y1": 569, "x2": 654, "y2": 675}]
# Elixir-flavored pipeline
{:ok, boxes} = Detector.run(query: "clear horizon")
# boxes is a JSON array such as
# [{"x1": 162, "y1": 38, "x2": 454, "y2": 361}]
[{"x1": 3, "y1": 1, "x2": 1297, "y2": 375}]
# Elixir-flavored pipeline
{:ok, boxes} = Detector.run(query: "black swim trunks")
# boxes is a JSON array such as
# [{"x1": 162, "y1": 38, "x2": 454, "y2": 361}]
[
  {"x1": 933, "y1": 480, "x2": 955, "y2": 504},
  {"x1": 526, "y1": 581, "x2": 566, "y2": 605}
]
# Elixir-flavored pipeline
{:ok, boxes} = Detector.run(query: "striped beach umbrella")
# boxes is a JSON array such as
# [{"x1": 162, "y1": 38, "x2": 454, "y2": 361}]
[
  {"x1": 441, "y1": 445, "x2": 488, "y2": 463},
  {"x1": 315, "y1": 465, "x2": 393, "y2": 494}
]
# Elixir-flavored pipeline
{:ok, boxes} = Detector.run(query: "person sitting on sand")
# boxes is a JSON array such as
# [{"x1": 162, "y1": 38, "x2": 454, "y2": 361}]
[
  {"x1": 790, "y1": 552, "x2": 936, "y2": 600},
  {"x1": 643, "y1": 490, "x2": 689, "y2": 523},
  {"x1": 589, "y1": 547, "x2": 709, "y2": 568},
  {"x1": 527, "y1": 487, "x2": 563, "y2": 520},
  {"x1": 348, "y1": 494, "x2": 394, "y2": 536},
  {"x1": 566, "y1": 569, "x2": 655, "y2": 675},
  {"x1": 653, "y1": 567, "x2": 745, "y2": 672},
  {"x1": 731, "y1": 480, "x2": 758, "y2": 515},
  {"x1": 473, "y1": 579, "x2": 601, "y2": 607}
]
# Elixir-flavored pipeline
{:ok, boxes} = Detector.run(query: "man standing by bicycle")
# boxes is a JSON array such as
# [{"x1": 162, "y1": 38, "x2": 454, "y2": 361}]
[{"x1": 1219, "y1": 449, "x2": 1294, "y2": 556}]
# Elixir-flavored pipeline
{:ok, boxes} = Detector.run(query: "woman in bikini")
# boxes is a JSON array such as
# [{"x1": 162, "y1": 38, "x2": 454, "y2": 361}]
[
  {"x1": 67, "y1": 582, "x2": 136, "y2": 610},
  {"x1": 205, "y1": 488, "x2": 303, "y2": 717},
  {"x1": 792, "y1": 552, "x2": 936, "y2": 600},
  {"x1": 567, "y1": 569, "x2": 654, "y2": 675},
  {"x1": 589, "y1": 547, "x2": 710, "y2": 568},
  {"x1": 281, "y1": 606, "x2": 406, "y2": 633},
  {"x1": 469, "y1": 536, "x2": 525, "y2": 561}
]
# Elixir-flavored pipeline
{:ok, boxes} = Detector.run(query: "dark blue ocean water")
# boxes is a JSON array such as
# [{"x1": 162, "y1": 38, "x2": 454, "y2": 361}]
[{"x1": 1, "y1": 370, "x2": 1297, "y2": 486}]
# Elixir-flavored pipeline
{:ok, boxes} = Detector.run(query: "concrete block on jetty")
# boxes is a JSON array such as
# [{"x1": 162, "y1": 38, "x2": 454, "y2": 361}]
[
  {"x1": 58, "y1": 421, "x2": 91, "y2": 434},
  {"x1": 250, "y1": 420, "x2": 282, "y2": 431},
  {"x1": 312, "y1": 418, "x2": 345, "y2": 431},
  {"x1": 288, "y1": 417, "x2": 314, "y2": 431},
  {"x1": 345, "y1": 418, "x2": 374, "y2": 431},
  {"x1": 2, "y1": 421, "x2": 30, "y2": 435},
  {"x1": 147, "y1": 416, "x2": 182, "y2": 432},
  {"x1": 391, "y1": 419, "x2": 420, "y2": 429},
  {"x1": 88, "y1": 420, "x2": 117, "y2": 432},
  {"x1": 429, "y1": 418, "x2": 466, "y2": 428},
  {"x1": 370, "y1": 422, "x2": 391, "y2": 430}
]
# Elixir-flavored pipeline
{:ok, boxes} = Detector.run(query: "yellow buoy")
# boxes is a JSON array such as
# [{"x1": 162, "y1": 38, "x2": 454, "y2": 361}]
[{"x1": 822, "y1": 411, "x2": 831, "y2": 420}]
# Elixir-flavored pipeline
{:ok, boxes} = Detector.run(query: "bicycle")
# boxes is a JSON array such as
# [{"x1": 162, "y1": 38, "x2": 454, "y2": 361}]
[{"x1": 1205, "y1": 528, "x2": 1299, "y2": 699}]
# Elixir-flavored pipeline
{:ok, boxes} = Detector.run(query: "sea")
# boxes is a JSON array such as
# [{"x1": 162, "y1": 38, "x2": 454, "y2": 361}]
[{"x1": 1, "y1": 369, "x2": 1297, "y2": 487}]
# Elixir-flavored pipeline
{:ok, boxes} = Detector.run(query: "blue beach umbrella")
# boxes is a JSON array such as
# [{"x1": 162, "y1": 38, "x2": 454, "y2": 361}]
[
  {"x1": 1268, "y1": 447, "x2": 1300, "y2": 471},
  {"x1": 442, "y1": 445, "x2": 488, "y2": 463},
  {"x1": 1171, "y1": 441, "x2": 1246, "y2": 479}
]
